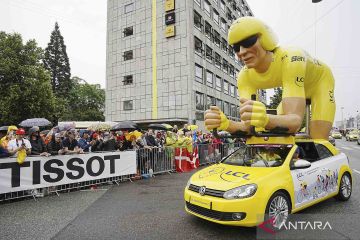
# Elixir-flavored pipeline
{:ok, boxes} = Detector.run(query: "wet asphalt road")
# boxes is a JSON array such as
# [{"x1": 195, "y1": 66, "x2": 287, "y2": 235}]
[{"x1": 0, "y1": 138, "x2": 359, "y2": 240}]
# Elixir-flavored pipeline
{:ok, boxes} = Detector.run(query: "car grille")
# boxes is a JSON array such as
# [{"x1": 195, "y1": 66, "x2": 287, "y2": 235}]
[
  {"x1": 186, "y1": 202, "x2": 244, "y2": 221},
  {"x1": 188, "y1": 184, "x2": 225, "y2": 198}
]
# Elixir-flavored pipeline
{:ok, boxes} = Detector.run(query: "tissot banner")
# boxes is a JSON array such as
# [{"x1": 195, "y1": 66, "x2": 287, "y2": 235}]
[{"x1": 0, "y1": 151, "x2": 137, "y2": 194}]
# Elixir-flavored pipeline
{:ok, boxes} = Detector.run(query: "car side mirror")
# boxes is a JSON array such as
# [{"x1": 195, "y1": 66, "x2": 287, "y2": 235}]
[{"x1": 290, "y1": 159, "x2": 311, "y2": 170}]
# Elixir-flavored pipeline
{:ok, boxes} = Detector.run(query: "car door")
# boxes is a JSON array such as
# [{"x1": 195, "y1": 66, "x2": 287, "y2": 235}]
[
  {"x1": 312, "y1": 144, "x2": 341, "y2": 199},
  {"x1": 290, "y1": 143, "x2": 321, "y2": 208}
]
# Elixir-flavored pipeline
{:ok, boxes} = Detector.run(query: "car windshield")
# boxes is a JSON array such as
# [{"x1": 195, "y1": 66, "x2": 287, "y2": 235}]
[{"x1": 222, "y1": 144, "x2": 292, "y2": 167}]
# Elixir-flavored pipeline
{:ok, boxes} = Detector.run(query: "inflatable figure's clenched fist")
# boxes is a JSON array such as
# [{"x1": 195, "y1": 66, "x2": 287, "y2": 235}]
[
  {"x1": 240, "y1": 98, "x2": 269, "y2": 129},
  {"x1": 204, "y1": 106, "x2": 230, "y2": 131}
]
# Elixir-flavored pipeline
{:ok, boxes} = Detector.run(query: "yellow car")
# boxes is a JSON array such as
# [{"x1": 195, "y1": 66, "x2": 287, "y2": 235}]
[
  {"x1": 346, "y1": 130, "x2": 359, "y2": 141},
  {"x1": 184, "y1": 135, "x2": 352, "y2": 228},
  {"x1": 331, "y1": 131, "x2": 342, "y2": 139}
]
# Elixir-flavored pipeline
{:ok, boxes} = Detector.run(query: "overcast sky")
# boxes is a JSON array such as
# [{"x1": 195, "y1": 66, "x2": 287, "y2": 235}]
[{"x1": 0, "y1": 0, "x2": 359, "y2": 123}]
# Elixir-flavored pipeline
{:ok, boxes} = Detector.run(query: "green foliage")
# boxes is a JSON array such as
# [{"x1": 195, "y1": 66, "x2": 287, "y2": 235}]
[
  {"x1": 0, "y1": 32, "x2": 56, "y2": 125},
  {"x1": 43, "y1": 22, "x2": 72, "y2": 98},
  {"x1": 268, "y1": 87, "x2": 283, "y2": 110},
  {"x1": 60, "y1": 77, "x2": 105, "y2": 121}
]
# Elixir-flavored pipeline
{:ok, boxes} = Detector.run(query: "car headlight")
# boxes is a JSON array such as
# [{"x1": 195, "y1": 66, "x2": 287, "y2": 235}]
[{"x1": 223, "y1": 184, "x2": 257, "y2": 199}]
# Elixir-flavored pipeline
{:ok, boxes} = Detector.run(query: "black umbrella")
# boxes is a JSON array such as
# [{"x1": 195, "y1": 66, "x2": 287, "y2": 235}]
[
  {"x1": 19, "y1": 118, "x2": 52, "y2": 127},
  {"x1": 0, "y1": 126, "x2": 9, "y2": 132},
  {"x1": 111, "y1": 121, "x2": 139, "y2": 131},
  {"x1": 147, "y1": 123, "x2": 168, "y2": 131}
]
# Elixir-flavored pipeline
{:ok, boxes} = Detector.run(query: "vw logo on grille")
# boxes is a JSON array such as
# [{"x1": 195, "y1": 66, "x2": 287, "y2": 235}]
[{"x1": 199, "y1": 186, "x2": 206, "y2": 196}]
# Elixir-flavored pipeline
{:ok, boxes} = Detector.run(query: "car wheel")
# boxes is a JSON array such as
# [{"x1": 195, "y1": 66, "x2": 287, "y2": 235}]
[
  {"x1": 265, "y1": 191, "x2": 291, "y2": 229},
  {"x1": 336, "y1": 172, "x2": 352, "y2": 201}
]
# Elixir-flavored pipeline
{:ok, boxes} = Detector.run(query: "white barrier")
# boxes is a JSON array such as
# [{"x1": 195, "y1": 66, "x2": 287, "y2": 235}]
[{"x1": 0, "y1": 151, "x2": 136, "y2": 194}]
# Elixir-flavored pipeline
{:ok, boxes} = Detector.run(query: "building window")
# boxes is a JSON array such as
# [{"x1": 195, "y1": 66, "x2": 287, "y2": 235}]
[
  {"x1": 195, "y1": 64, "x2": 203, "y2": 83},
  {"x1": 205, "y1": 45, "x2": 213, "y2": 62},
  {"x1": 206, "y1": 70, "x2": 213, "y2": 87},
  {"x1": 220, "y1": 0, "x2": 225, "y2": 12},
  {"x1": 124, "y1": 3, "x2": 134, "y2": 14},
  {"x1": 236, "y1": 87, "x2": 239, "y2": 99},
  {"x1": 223, "y1": 80, "x2": 229, "y2": 94},
  {"x1": 222, "y1": 59, "x2": 228, "y2": 73},
  {"x1": 123, "y1": 50, "x2": 133, "y2": 61},
  {"x1": 194, "y1": 0, "x2": 201, "y2": 7},
  {"x1": 194, "y1": 37, "x2": 203, "y2": 56},
  {"x1": 214, "y1": 52, "x2": 221, "y2": 68},
  {"x1": 226, "y1": 8, "x2": 232, "y2": 21},
  {"x1": 224, "y1": 101, "x2": 229, "y2": 115},
  {"x1": 195, "y1": 112, "x2": 204, "y2": 121},
  {"x1": 231, "y1": 104, "x2": 237, "y2": 117},
  {"x1": 194, "y1": 11, "x2": 203, "y2": 31},
  {"x1": 204, "y1": 0, "x2": 211, "y2": 17},
  {"x1": 228, "y1": 45, "x2": 234, "y2": 59},
  {"x1": 204, "y1": 21, "x2": 212, "y2": 40},
  {"x1": 220, "y1": 18, "x2": 227, "y2": 32},
  {"x1": 237, "y1": 106, "x2": 240, "y2": 118},
  {"x1": 195, "y1": 92, "x2": 204, "y2": 110},
  {"x1": 123, "y1": 26, "x2": 133, "y2": 37},
  {"x1": 206, "y1": 95, "x2": 216, "y2": 109},
  {"x1": 235, "y1": 68, "x2": 239, "y2": 78},
  {"x1": 221, "y1": 37, "x2": 228, "y2": 52},
  {"x1": 230, "y1": 84, "x2": 235, "y2": 97},
  {"x1": 123, "y1": 100, "x2": 133, "y2": 110},
  {"x1": 229, "y1": 64, "x2": 235, "y2": 78},
  {"x1": 213, "y1": 9, "x2": 219, "y2": 25},
  {"x1": 123, "y1": 75, "x2": 133, "y2": 85},
  {"x1": 213, "y1": 30, "x2": 220, "y2": 47},
  {"x1": 216, "y1": 98, "x2": 223, "y2": 111},
  {"x1": 215, "y1": 75, "x2": 222, "y2": 91}
]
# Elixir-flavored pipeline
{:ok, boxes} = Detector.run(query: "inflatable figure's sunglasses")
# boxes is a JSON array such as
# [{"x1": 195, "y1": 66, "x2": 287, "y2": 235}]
[{"x1": 232, "y1": 35, "x2": 258, "y2": 52}]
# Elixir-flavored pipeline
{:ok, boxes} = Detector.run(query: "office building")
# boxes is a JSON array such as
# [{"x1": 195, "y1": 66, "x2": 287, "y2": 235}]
[{"x1": 106, "y1": 0, "x2": 257, "y2": 128}]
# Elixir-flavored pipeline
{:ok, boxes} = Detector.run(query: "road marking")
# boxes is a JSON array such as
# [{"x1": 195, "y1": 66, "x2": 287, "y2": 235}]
[
  {"x1": 340, "y1": 146, "x2": 352, "y2": 150},
  {"x1": 353, "y1": 169, "x2": 360, "y2": 175}
]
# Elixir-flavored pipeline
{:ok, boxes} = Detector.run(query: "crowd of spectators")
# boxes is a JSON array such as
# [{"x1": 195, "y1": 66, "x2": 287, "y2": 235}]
[{"x1": 0, "y1": 124, "x2": 241, "y2": 158}]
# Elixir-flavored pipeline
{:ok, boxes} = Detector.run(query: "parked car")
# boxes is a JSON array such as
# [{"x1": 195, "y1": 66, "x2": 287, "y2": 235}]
[
  {"x1": 184, "y1": 134, "x2": 352, "y2": 229},
  {"x1": 329, "y1": 136, "x2": 336, "y2": 146}
]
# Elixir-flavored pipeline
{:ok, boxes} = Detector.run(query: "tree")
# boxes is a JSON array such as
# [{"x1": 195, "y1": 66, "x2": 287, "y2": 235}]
[
  {"x1": 43, "y1": 22, "x2": 72, "y2": 98},
  {"x1": 268, "y1": 87, "x2": 283, "y2": 110},
  {"x1": 0, "y1": 32, "x2": 57, "y2": 125},
  {"x1": 60, "y1": 77, "x2": 105, "y2": 121}
]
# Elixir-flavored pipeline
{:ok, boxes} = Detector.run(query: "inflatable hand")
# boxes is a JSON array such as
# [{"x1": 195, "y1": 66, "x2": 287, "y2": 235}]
[
  {"x1": 204, "y1": 106, "x2": 230, "y2": 131},
  {"x1": 250, "y1": 101, "x2": 269, "y2": 129}
]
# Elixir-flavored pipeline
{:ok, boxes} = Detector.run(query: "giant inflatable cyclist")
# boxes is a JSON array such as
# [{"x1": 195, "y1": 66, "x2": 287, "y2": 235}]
[{"x1": 205, "y1": 17, "x2": 335, "y2": 140}]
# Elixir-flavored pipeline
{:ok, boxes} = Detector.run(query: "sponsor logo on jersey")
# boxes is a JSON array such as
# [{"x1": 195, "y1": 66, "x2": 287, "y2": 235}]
[
  {"x1": 291, "y1": 56, "x2": 305, "y2": 62},
  {"x1": 295, "y1": 76, "x2": 305, "y2": 87}
]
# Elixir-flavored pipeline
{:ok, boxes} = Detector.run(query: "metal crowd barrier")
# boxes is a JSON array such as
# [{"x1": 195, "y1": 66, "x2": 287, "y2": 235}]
[
  {"x1": 0, "y1": 143, "x2": 241, "y2": 202},
  {"x1": 136, "y1": 146, "x2": 176, "y2": 177}
]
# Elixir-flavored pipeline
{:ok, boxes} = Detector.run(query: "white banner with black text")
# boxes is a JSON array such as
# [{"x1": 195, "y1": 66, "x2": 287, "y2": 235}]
[{"x1": 0, "y1": 151, "x2": 137, "y2": 194}]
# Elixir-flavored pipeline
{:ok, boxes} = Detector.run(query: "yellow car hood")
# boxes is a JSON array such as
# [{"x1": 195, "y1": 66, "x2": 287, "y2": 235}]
[{"x1": 190, "y1": 163, "x2": 278, "y2": 191}]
